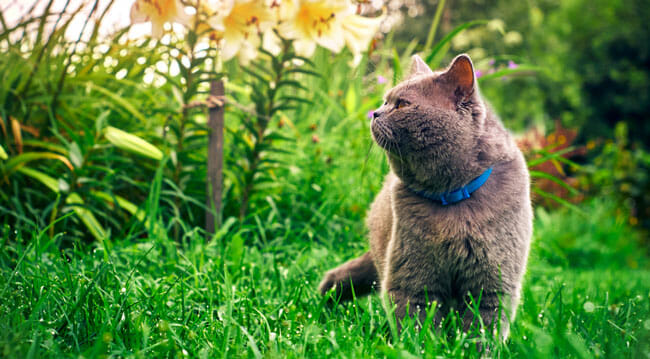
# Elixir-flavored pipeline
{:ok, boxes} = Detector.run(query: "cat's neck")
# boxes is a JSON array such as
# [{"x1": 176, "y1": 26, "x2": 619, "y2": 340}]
[
  {"x1": 388, "y1": 156, "x2": 489, "y2": 195},
  {"x1": 387, "y1": 120, "x2": 514, "y2": 194}
]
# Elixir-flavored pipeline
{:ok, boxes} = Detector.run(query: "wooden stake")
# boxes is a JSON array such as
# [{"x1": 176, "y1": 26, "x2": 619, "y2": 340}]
[{"x1": 206, "y1": 80, "x2": 224, "y2": 237}]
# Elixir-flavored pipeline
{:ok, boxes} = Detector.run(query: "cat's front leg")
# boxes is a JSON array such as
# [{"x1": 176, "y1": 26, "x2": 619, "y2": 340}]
[
  {"x1": 461, "y1": 291, "x2": 511, "y2": 339},
  {"x1": 319, "y1": 251, "x2": 379, "y2": 301},
  {"x1": 386, "y1": 289, "x2": 445, "y2": 331}
]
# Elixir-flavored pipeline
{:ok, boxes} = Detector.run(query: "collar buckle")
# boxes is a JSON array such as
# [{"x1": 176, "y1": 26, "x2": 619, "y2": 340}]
[{"x1": 462, "y1": 187, "x2": 470, "y2": 199}]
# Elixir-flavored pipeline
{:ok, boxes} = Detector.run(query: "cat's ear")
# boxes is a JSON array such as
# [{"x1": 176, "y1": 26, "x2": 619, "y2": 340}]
[
  {"x1": 408, "y1": 55, "x2": 434, "y2": 77},
  {"x1": 442, "y1": 54, "x2": 476, "y2": 100}
]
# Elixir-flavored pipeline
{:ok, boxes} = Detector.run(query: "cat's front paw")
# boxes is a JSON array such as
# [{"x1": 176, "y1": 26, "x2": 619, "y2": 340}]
[
  {"x1": 318, "y1": 269, "x2": 341, "y2": 296},
  {"x1": 317, "y1": 252, "x2": 378, "y2": 301}
]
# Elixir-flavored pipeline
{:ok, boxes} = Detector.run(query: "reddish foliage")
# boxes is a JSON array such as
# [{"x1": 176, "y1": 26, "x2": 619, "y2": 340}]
[{"x1": 516, "y1": 121, "x2": 587, "y2": 207}]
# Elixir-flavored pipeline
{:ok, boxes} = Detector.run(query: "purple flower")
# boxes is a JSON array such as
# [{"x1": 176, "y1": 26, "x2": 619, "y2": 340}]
[
  {"x1": 508, "y1": 60, "x2": 519, "y2": 69},
  {"x1": 367, "y1": 110, "x2": 374, "y2": 119},
  {"x1": 377, "y1": 75, "x2": 387, "y2": 84},
  {"x1": 474, "y1": 70, "x2": 483, "y2": 78},
  {"x1": 488, "y1": 59, "x2": 495, "y2": 66}
]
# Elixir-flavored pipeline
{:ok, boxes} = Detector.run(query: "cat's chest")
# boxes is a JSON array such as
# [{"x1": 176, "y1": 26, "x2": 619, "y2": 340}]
[
  {"x1": 388, "y1": 196, "x2": 494, "y2": 274},
  {"x1": 391, "y1": 193, "x2": 486, "y2": 243}
]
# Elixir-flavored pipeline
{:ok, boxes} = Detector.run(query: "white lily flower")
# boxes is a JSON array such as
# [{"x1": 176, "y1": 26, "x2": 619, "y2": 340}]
[
  {"x1": 277, "y1": 0, "x2": 383, "y2": 65},
  {"x1": 278, "y1": 0, "x2": 351, "y2": 57},
  {"x1": 209, "y1": 0, "x2": 276, "y2": 65},
  {"x1": 342, "y1": 11, "x2": 385, "y2": 66},
  {"x1": 129, "y1": 0, "x2": 191, "y2": 38}
]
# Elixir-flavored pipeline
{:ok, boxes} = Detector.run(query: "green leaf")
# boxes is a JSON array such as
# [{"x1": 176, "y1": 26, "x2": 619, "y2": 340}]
[
  {"x1": 423, "y1": 0, "x2": 446, "y2": 53},
  {"x1": 238, "y1": 325, "x2": 263, "y2": 359},
  {"x1": 264, "y1": 132, "x2": 293, "y2": 142},
  {"x1": 91, "y1": 190, "x2": 145, "y2": 222},
  {"x1": 527, "y1": 147, "x2": 576, "y2": 167},
  {"x1": 250, "y1": 61, "x2": 274, "y2": 77},
  {"x1": 392, "y1": 48, "x2": 402, "y2": 85},
  {"x1": 4, "y1": 152, "x2": 74, "y2": 174},
  {"x1": 86, "y1": 82, "x2": 146, "y2": 122},
  {"x1": 227, "y1": 232, "x2": 245, "y2": 265},
  {"x1": 564, "y1": 330, "x2": 592, "y2": 359},
  {"x1": 285, "y1": 68, "x2": 321, "y2": 77},
  {"x1": 22, "y1": 139, "x2": 68, "y2": 155},
  {"x1": 16, "y1": 167, "x2": 108, "y2": 241},
  {"x1": 17, "y1": 167, "x2": 59, "y2": 192},
  {"x1": 278, "y1": 95, "x2": 312, "y2": 105},
  {"x1": 400, "y1": 39, "x2": 419, "y2": 63},
  {"x1": 529, "y1": 170, "x2": 579, "y2": 195},
  {"x1": 425, "y1": 20, "x2": 488, "y2": 67},
  {"x1": 104, "y1": 126, "x2": 163, "y2": 160},
  {"x1": 66, "y1": 193, "x2": 108, "y2": 241},
  {"x1": 146, "y1": 157, "x2": 167, "y2": 236},
  {"x1": 346, "y1": 87, "x2": 359, "y2": 115},
  {"x1": 477, "y1": 65, "x2": 543, "y2": 82},
  {"x1": 69, "y1": 142, "x2": 83, "y2": 168},
  {"x1": 0, "y1": 144, "x2": 7, "y2": 160},
  {"x1": 242, "y1": 66, "x2": 270, "y2": 83},
  {"x1": 532, "y1": 187, "x2": 586, "y2": 215},
  {"x1": 275, "y1": 80, "x2": 306, "y2": 91},
  {"x1": 271, "y1": 104, "x2": 299, "y2": 113}
]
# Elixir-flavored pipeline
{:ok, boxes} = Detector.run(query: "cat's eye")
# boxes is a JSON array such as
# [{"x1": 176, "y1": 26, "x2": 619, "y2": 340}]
[{"x1": 395, "y1": 99, "x2": 409, "y2": 109}]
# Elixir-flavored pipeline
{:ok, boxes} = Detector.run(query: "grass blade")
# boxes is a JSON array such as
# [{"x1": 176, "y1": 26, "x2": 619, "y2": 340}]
[
  {"x1": 423, "y1": 0, "x2": 446, "y2": 53},
  {"x1": 425, "y1": 20, "x2": 488, "y2": 67},
  {"x1": 478, "y1": 65, "x2": 544, "y2": 83},
  {"x1": 532, "y1": 187, "x2": 586, "y2": 215},
  {"x1": 529, "y1": 170, "x2": 579, "y2": 195}
]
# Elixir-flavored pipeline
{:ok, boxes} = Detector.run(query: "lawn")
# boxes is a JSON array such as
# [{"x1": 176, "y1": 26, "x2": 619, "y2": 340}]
[{"x1": 1, "y1": 202, "x2": 649, "y2": 358}]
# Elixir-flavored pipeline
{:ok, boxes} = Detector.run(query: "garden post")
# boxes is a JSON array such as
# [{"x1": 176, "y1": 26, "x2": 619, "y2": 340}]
[{"x1": 206, "y1": 79, "x2": 224, "y2": 237}]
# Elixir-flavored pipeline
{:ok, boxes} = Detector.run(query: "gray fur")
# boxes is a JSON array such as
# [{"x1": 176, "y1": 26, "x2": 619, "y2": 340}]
[{"x1": 319, "y1": 54, "x2": 532, "y2": 338}]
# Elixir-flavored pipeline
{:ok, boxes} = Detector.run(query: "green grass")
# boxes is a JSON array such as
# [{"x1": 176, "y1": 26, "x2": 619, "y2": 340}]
[{"x1": 1, "y1": 201, "x2": 649, "y2": 358}]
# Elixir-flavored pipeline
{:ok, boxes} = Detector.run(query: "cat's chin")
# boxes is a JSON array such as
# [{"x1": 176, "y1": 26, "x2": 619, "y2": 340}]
[
  {"x1": 370, "y1": 120, "x2": 396, "y2": 153},
  {"x1": 371, "y1": 135, "x2": 394, "y2": 154}
]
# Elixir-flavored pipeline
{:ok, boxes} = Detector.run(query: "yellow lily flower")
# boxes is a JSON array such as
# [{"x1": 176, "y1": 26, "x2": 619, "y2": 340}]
[
  {"x1": 278, "y1": 0, "x2": 350, "y2": 57},
  {"x1": 190, "y1": 1, "x2": 226, "y2": 42},
  {"x1": 129, "y1": 0, "x2": 191, "y2": 38},
  {"x1": 209, "y1": 0, "x2": 276, "y2": 64},
  {"x1": 277, "y1": 0, "x2": 383, "y2": 65}
]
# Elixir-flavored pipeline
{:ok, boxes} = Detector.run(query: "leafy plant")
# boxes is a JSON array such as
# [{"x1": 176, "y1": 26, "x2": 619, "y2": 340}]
[
  {"x1": 0, "y1": 1, "x2": 168, "y2": 240},
  {"x1": 581, "y1": 122, "x2": 650, "y2": 243}
]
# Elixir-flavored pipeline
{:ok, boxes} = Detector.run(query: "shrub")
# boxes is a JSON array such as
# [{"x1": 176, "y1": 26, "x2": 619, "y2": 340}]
[{"x1": 533, "y1": 198, "x2": 647, "y2": 269}]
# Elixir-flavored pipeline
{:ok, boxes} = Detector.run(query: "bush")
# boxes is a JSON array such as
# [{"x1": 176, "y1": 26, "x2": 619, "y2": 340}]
[
  {"x1": 533, "y1": 199, "x2": 647, "y2": 269},
  {"x1": 580, "y1": 122, "x2": 650, "y2": 243}
]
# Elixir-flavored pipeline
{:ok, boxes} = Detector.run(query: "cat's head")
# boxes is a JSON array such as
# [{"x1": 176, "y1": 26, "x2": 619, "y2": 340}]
[{"x1": 371, "y1": 54, "x2": 496, "y2": 192}]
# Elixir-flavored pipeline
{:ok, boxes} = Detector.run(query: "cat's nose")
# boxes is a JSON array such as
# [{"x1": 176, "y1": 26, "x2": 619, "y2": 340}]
[{"x1": 373, "y1": 110, "x2": 382, "y2": 119}]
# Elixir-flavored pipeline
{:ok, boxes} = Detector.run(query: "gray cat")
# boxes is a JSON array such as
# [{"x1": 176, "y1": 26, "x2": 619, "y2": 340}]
[{"x1": 319, "y1": 54, "x2": 532, "y2": 338}]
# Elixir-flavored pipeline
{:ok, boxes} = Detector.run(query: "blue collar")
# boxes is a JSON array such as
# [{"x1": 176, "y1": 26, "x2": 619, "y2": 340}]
[{"x1": 410, "y1": 167, "x2": 493, "y2": 205}]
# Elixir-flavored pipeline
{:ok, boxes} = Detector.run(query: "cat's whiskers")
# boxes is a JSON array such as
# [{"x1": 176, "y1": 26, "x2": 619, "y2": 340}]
[{"x1": 375, "y1": 120, "x2": 406, "y2": 180}]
